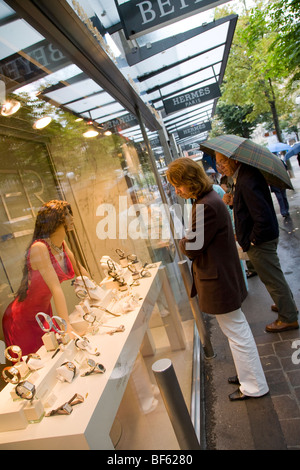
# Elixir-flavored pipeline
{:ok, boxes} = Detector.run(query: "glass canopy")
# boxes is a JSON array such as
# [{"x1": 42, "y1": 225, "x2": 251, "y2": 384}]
[{"x1": 0, "y1": 0, "x2": 237, "y2": 147}]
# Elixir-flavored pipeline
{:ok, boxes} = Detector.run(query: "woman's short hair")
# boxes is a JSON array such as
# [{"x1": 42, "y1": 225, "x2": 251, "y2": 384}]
[{"x1": 166, "y1": 157, "x2": 212, "y2": 198}]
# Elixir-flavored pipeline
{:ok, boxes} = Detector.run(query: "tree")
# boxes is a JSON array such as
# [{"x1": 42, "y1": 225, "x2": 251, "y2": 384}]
[
  {"x1": 214, "y1": 1, "x2": 296, "y2": 142},
  {"x1": 215, "y1": 103, "x2": 259, "y2": 138},
  {"x1": 264, "y1": 0, "x2": 300, "y2": 84}
]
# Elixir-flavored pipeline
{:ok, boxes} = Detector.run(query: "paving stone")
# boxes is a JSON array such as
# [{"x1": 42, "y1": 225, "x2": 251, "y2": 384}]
[
  {"x1": 265, "y1": 370, "x2": 291, "y2": 395},
  {"x1": 272, "y1": 395, "x2": 300, "y2": 420},
  {"x1": 279, "y1": 418, "x2": 300, "y2": 448}
]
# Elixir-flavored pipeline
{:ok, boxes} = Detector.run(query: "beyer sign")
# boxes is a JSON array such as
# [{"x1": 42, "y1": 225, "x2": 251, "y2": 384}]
[
  {"x1": 115, "y1": 0, "x2": 231, "y2": 39},
  {"x1": 163, "y1": 82, "x2": 221, "y2": 114}
]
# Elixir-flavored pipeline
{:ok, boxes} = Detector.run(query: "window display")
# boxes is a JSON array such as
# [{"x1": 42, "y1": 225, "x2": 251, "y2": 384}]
[
  {"x1": 0, "y1": 0, "x2": 193, "y2": 450},
  {"x1": 2, "y1": 200, "x2": 89, "y2": 354}
]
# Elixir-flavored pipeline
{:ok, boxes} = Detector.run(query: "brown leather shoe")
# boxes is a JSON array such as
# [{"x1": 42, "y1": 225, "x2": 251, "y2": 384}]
[
  {"x1": 228, "y1": 375, "x2": 240, "y2": 385},
  {"x1": 271, "y1": 304, "x2": 278, "y2": 312},
  {"x1": 265, "y1": 319, "x2": 299, "y2": 333},
  {"x1": 228, "y1": 388, "x2": 269, "y2": 401},
  {"x1": 229, "y1": 389, "x2": 250, "y2": 401}
]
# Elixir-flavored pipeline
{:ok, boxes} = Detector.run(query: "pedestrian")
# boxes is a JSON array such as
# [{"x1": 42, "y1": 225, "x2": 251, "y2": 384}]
[
  {"x1": 215, "y1": 153, "x2": 298, "y2": 332},
  {"x1": 270, "y1": 185, "x2": 290, "y2": 218},
  {"x1": 166, "y1": 158, "x2": 269, "y2": 401}
]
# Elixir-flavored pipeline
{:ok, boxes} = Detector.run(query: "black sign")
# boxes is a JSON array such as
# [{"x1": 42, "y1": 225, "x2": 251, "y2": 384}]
[
  {"x1": 100, "y1": 113, "x2": 139, "y2": 132},
  {"x1": 177, "y1": 121, "x2": 211, "y2": 139},
  {"x1": 163, "y1": 82, "x2": 221, "y2": 115},
  {"x1": 0, "y1": 40, "x2": 71, "y2": 92},
  {"x1": 115, "y1": 0, "x2": 230, "y2": 39}
]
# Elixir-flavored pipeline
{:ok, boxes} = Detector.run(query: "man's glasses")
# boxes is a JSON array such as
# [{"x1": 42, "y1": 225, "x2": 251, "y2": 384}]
[{"x1": 216, "y1": 160, "x2": 229, "y2": 171}]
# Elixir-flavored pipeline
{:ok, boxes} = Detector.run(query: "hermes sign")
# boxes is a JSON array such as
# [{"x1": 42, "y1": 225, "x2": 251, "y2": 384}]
[
  {"x1": 163, "y1": 82, "x2": 221, "y2": 114},
  {"x1": 115, "y1": 0, "x2": 230, "y2": 39},
  {"x1": 177, "y1": 121, "x2": 211, "y2": 139}
]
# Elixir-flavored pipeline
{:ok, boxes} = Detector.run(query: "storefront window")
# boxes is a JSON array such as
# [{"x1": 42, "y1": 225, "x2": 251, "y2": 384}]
[{"x1": 0, "y1": 1, "x2": 187, "y2": 348}]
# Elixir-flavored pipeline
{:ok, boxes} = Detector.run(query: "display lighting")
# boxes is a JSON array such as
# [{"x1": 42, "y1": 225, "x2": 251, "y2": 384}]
[
  {"x1": 1, "y1": 99, "x2": 21, "y2": 116},
  {"x1": 33, "y1": 116, "x2": 52, "y2": 129},
  {"x1": 83, "y1": 129, "x2": 99, "y2": 138}
]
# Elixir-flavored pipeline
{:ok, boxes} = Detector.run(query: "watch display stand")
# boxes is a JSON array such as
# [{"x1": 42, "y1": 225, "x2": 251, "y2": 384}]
[
  {"x1": 23, "y1": 399, "x2": 45, "y2": 424},
  {"x1": 14, "y1": 361, "x2": 30, "y2": 380},
  {"x1": 42, "y1": 332, "x2": 59, "y2": 351},
  {"x1": 56, "y1": 365, "x2": 75, "y2": 383},
  {"x1": 0, "y1": 341, "x2": 75, "y2": 432},
  {"x1": 0, "y1": 400, "x2": 28, "y2": 432}
]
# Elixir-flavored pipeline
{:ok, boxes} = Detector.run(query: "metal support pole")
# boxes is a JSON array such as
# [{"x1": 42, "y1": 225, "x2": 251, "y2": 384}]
[
  {"x1": 178, "y1": 260, "x2": 215, "y2": 359},
  {"x1": 152, "y1": 358, "x2": 201, "y2": 450}
]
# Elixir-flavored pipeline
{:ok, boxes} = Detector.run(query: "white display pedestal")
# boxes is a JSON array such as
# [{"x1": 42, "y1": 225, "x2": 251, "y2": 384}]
[{"x1": 0, "y1": 263, "x2": 186, "y2": 450}]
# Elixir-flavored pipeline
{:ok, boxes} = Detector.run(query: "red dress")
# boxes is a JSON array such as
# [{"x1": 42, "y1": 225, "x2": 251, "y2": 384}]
[{"x1": 2, "y1": 239, "x2": 75, "y2": 355}]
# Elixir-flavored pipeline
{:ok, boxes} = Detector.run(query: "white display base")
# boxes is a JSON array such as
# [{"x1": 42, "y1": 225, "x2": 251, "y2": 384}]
[{"x1": 0, "y1": 400, "x2": 28, "y2": 432}]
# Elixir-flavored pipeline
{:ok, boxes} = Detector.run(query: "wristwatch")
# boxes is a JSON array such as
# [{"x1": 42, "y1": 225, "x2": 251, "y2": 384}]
[
  {"x1": 127, "y1": 253, "x2": 137, "y2": 262},
  {"x1": 83, "y1": 312, "x2": 97, "y2": 325},
  {"x1": 81, "y1": 358, "x2": 106, "y2": 376},
  {"x1": 2, "y1": 366, "x2": 21, "y2": 384},
  {"x1": 61, "y1": 361, "x2": 76, "y2": 379},
  {"x1": 36, "y1": 312, "x2": 67, "y2": 335},
  {"x1": 51, "y1": 316, "x2": 67, "y2": 335},
  {"x1": 35, "y1": 312, "x2": 52, "y2": 332},
  {"x1": 75, "y1": 337, "x2": 100, "y2": 356},
  {"x1": 4, "y1": 345, "x2": 22, "y2": 363},
  {"x1": 24, "y1": 353, "x2": 41, "y2": 364},
  {"x1": 15, "y1": 381, "x2": 36, "y2": 400},
  {"x1": 45, "y1": 393, "x2": 84, "y2": 417}
]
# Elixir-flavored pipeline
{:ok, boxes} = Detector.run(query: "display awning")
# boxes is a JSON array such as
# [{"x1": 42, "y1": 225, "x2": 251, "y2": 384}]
[{"x1": 1, "y1": 0, "x2": 237, "y2": 146}]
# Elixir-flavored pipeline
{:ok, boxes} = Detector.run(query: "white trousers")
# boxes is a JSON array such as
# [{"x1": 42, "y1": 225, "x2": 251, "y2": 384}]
[{"x1": 216, "y1": 308, "x2": 269, "y2": 397}]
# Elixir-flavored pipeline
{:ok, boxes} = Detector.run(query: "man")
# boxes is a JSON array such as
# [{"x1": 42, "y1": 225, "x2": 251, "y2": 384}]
[{"x1": 215, "y1": 152, "x2": 298, "y2": 332}]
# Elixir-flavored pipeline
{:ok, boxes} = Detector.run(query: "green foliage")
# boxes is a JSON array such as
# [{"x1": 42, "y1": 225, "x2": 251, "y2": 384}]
[
  {"x1": 215, "y1": 103, "x2": 258, "y2": 138},
  {"x1": 211, "y1": 0, "x2": 299, "y2": 140}
]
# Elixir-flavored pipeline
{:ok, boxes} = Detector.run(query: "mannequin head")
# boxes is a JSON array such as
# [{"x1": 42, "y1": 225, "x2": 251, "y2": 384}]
[{"x1": 33, "y1": 200, "x2": 73, "y2": 239}]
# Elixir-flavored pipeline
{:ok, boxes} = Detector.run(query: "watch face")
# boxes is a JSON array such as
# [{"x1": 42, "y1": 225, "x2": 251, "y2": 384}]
[
  {"x1": 83, "y1": 313, "x2": 95, "y2": 323},
  {"x1": 87, "y1": 359, "x2": 96, "y2": 368},
  {"x1": 62, "y1": 403, "x2": 73, "y2": 414},
  {"x1": 17, "y1": 381, "x2": 35, "y2": 399},
  {"x1": 95, "y1": 364, "x2": 106, "y2": 373}
]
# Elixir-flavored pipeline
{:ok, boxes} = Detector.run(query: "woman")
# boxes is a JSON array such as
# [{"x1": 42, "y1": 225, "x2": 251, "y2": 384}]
[
  {"x1": 166, "y1": 158, "x2": 268, "y2": 401},
  {"x1": 2, "y1": 200, "x2": 89, "y2": 355}
]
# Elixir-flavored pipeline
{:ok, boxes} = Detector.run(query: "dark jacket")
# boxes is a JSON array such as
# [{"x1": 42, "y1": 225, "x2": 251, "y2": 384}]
[
  {"x1": 234, "y1": 164, "x2": 279, "y2": 252},
  {"x1": 179, "y1": 190, "x2": 247, "y2": 315}
]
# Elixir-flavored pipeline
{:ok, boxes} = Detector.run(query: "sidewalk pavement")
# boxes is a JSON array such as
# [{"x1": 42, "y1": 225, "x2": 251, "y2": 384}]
[{"x1": 203, "y1": 158, "x2": 300, "y2": 450}]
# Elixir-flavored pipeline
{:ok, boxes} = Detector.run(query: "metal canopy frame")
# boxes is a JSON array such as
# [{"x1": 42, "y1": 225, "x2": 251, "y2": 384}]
[
  {"x1": 5, "y1": 0, "x2": 161, "y2": 132},
  {"x1": 2, "y1": 0, "x2": 237, "y2": 146}
]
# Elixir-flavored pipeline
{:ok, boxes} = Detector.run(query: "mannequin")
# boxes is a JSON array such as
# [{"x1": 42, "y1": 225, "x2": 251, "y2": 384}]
[{"x1": 2, "y1": 200, "x2": 90, "y2": 355}]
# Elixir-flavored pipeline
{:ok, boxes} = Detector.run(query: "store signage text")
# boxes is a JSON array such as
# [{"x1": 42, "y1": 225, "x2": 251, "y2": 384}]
[
  {"x1": 101, "y1": 113, "x2": 139, "y2": 132},
  {"x1": 116, "y1": 0, "x2": 230, "y2": 38},
  {"x1": 0, "y1": 40, "x2": 71, "y2": 92},
  {"x1": 177, "y1": 121, "x2": 211, "y2": 139},
  {"x1": 163, "y1": 82, "x2": 221, "y2": 114}
]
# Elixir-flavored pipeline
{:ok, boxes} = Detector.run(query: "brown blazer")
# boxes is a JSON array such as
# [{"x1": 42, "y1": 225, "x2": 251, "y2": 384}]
[{"x1": 179, "y1": 190, "x2": 247, "y2": 315}]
